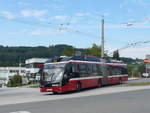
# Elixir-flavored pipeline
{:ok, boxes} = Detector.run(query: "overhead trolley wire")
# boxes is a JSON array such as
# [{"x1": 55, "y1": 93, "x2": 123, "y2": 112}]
[{"x1": 0, "y1": 16, "x2": 99, "y2": 39}]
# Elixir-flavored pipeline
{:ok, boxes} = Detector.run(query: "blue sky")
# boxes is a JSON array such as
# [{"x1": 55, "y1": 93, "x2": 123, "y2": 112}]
[{"x1": 0, "y1": 0, "x2": 150, "y2": 59}]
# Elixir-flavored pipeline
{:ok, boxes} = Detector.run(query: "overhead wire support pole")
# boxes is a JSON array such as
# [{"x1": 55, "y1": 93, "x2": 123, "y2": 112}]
[{"x1": 101, "y1": 16, "x2": 105, "y2": 58}]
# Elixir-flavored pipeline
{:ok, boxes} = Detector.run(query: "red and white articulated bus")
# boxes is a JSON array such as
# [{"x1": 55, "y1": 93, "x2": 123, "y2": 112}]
[{"x1": 40, "y1": 56, "x2": 128, "y2": 93}]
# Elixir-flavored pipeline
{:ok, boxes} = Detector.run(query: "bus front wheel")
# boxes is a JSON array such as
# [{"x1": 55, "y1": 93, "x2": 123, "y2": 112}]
[
  {"x1": 97, "y1": 80, "x2": 101, "y2": 88},
  {"x1": 53, "y1": 92, "x2": 58, "y2": 94}
]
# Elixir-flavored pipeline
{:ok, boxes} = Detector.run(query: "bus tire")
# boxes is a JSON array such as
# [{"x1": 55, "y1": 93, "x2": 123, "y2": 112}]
[
  {"x1": 97, "y1": 80, "x2": 101, "y2": 88},
  {"x1": 53, "y1": 92, "x2": 58, "y2": 94},
  {"x1": 76, "y1": 82, "x2": 82, "y2": 91},
  {"x1": 119, "y1": 78, "x2": 122, "y2": 84}
]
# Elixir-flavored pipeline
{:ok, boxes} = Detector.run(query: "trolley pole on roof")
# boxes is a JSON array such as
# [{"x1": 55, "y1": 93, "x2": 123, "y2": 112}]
[{"x1": 101, "y1": 16, "x2": 105, "y2": 58}]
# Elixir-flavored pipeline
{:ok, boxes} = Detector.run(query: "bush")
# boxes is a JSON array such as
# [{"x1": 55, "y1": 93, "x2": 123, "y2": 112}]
[{"x1": 7, "y1": 75, "x2": 22, "y2": 87}]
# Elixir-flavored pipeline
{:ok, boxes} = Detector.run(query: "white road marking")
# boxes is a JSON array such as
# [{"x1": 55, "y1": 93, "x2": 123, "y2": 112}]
[{"x1": 10, "y1": 111, "x2": 31, "y2": 113}]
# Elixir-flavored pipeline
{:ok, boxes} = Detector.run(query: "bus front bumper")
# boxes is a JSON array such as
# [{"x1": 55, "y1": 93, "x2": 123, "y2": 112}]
[{"x1": 40, "y1": 86, "x2": 63, "y2": 93}]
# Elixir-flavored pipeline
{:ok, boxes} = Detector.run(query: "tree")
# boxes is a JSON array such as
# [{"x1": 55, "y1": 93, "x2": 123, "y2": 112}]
[
  {"x1": 85, "y1": 44, "x2": 102, "y2": 57},
  {"x1": 62, "y1": 47, "x2": 74, "y2": 56},
  {"x1": 132, "y1": 68, "x2": 141, "y2": 78},
  {"x1": 136, "y1": 63, "x2": 145, "y2": 77},
  {"x1": 113, "y1": 50, "x2": 120, "y2": 60},
  {"x1": 127, "y1": 63, "x2": 145, "y2": 78},
  {"x1": 127, "y1": 65, "x2": 134, "y2": 77}
]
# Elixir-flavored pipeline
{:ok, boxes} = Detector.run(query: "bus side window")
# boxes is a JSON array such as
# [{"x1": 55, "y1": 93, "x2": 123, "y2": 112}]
[
  {"x1": 115, "y1": 66, "x2": 122, "y2": 75},
  {"x1": 108, "y1": 66, "x2": 113, "y2": 76},
  {"x1": 79, "y1": 64, "x2": 87, "y2": 77},
  {"x1": 97, "y1": 65, "x2": 102, "y2": 76},
  {"x1": 101, "y1": 64, "x2": 109, "y2": 77},
  {"x1": 117, "y1": 67, "x2": 122, "y2": 75},
  {"x1": 87, "y1": 64, "x2": 92, "y2": 75},
  {"x1": 92, "y1": 64, "x2": 99, "y2": 76},
  {"x1": 120, "y1": 67, "x2": 128, "y2": 74},
  {"x1": 72, "y1": 64, "x2": 79, "y2": 73},
  {"x1": 71, "y1": 64, "x2": 80, "y2": 78}
]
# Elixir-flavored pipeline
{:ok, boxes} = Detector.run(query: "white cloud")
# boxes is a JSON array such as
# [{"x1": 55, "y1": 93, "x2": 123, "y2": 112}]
[
  {"x1": 105, "y1": 17, "x2": 150, "y2": 29},
  {"x1": 8, "y1": 32, "x2": 17, "y2": 35},
  {"x1": 17, "y1": 2, "x2": 29, "y2": 6},
  {"x1": 119, "y1": 0, "x2": 128, "y2": 8},
  {"x1": 76, "y1": 12, "x2": 90, "y2": 17},
  {"x1": 133, "y1": 0, "x2": 148, "y2": 8},
  {"x1": 120, "y1": 0, "x2": 148, "y2": 9},
  {"x1": 106, "y1": 45, "x2": 148, "y2": 59},
  {"x1": 120, "y1": 47, "x2": 149, "y2": 59},
  {"x1": 31, "y1": 29, "x2": 66, "y2": 36},
  {"x1": 31, "y1": 31, "x2": 43, "y2": 35},
  {"x1": 70, "y1": 18, "x2": 80, "y2": 23},
  {"x1": 38, "y1": 18, "x2": 48, "y2": 22},
  {"x1": 0, "y1": 11, "x2": 15, "y2": 20},
  {"x1": 105, "y1": 23, "x2": 129, "y2": 29},
  {"x1": 7, "y1": 29, "x2": 28, "y2": 35},
  {"x1": 45, "y1": 1, "x2": 64, "y2": 11},
  {"x1": 21, "y1": 9, "x2": 48, "y2": 18},
  {"x1": 53, "y1": 16, "x2": 68, "y2": 21},
  {"x1": 52, "y1": 0, "x2": 62, "y2": 2},
  {"x1": 31, "y1": 30, "x2": 53, "y2": 35}
]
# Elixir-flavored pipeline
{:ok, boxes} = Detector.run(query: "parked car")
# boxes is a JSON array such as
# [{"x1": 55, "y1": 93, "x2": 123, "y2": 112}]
[{"x1": 142, "y1": 73, "x2": 150, "y2": 78}]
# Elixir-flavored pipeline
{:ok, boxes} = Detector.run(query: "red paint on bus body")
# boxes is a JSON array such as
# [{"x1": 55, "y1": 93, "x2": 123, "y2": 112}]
[{"x1": 107, "y1": 75, "x2": 128, "y2": 84}]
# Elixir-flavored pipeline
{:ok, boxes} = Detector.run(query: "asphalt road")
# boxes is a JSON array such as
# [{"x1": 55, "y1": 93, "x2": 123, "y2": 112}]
[
  {"x1": 0, "y1": 78, "x2": 150, "y2": 113},
  {"x1": 0, "y1": 88, "x2": 150, "y2": 113}
]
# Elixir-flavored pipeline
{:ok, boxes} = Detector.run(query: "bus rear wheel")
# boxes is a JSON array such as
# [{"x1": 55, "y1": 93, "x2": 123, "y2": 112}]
[
  {"x1": 119, "y1": 78, "x2": 122, "y2": 84},
  {"x1": 97, "y1": 80, "x2": 101, "y2": 88},
  {"x1": 76, "y1": 82, "x2": 82, "y2": 91}
]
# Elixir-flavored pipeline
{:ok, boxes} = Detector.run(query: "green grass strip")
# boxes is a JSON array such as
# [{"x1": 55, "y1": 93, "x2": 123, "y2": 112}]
[{"x1": 127, "y1": 82, "x2": 150, "y2": 86}]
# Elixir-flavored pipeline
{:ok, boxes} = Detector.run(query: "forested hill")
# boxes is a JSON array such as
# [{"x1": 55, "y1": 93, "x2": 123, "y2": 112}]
[
  {"x1": 0, "y1": 44, "x2": 79, "y2": 67},
  {"x1": 0, "y1": 44, "x2": 140, "y2": 67}
]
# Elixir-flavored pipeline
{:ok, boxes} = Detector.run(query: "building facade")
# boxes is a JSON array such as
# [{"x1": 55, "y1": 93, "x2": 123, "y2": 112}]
[
  {"x1": 25, "y1": 58, "x2": 49, "y2": 82},
  {"x1": 0, "y1": 58, "x2": 49, "y2": 85},
  {"x1": 0, "y1": 67, "x2": 26, "y2": 85}
]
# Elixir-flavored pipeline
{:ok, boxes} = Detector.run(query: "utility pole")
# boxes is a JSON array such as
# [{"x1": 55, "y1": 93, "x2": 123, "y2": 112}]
[
  {"x1": 101, "y1": 16, "x2": 105, "y2": 58},
  {"x1": 19, "y1": 58, "x2": 22, "y2": 75}
]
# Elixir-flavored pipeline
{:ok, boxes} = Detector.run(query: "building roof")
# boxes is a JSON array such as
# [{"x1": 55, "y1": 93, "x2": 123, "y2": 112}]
[{"x1": 25, "y1": 58, "x2": 49, "y2": 64}]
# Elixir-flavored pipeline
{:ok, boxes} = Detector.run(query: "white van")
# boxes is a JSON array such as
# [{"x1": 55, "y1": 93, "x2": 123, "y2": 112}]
[{"x1": 142, "y1": 73, "x2": 150, "y2": 78}]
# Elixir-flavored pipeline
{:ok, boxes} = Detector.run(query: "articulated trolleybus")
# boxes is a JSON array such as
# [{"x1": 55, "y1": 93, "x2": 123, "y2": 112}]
[{"x1": 40, "y1": 56, "x2": 128, "y2": 93}]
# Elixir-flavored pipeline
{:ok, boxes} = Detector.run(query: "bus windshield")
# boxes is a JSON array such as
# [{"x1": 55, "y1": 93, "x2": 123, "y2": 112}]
[{"x1": 43, "y1": 63, "x2": 66, "y2": 83}]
